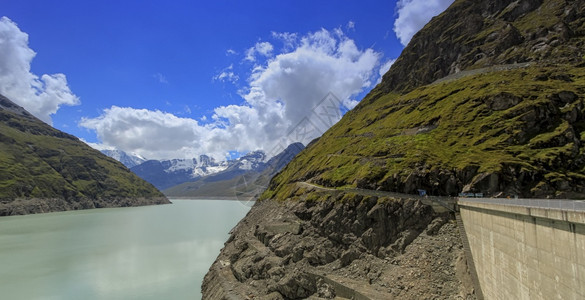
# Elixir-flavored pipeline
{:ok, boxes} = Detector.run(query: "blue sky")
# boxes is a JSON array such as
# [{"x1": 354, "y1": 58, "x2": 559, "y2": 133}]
[{"x1": 1, "y1": 0, "x2": 454, "y2": 159}]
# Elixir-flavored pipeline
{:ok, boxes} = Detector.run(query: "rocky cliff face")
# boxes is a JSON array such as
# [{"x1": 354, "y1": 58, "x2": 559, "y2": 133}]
[
  {"x1": 381, "y1": 0, "x2": 585, "y2": 93},
  {"x1": 202, "y1": 188, "x2": 474, "y2": 299}
]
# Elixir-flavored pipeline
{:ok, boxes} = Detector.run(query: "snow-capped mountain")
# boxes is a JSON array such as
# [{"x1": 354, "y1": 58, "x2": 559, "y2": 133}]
[
  {"x1": 164, "y1": 143, "x2": 305, "y2": 198},
  {"x1": 100, "y1": 149, "x2": 147, "y2": 168},
  {"x1": 223, "y1": 151, "x2": 267, "y2": 172},
  {"x1": 128, "y1": 152, "x2": 270, "y2": 190}
]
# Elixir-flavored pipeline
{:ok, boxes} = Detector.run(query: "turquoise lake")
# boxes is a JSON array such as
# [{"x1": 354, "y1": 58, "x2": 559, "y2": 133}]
[{"x1": 0, "y1": 199, "x2": 251, "y2": 299}]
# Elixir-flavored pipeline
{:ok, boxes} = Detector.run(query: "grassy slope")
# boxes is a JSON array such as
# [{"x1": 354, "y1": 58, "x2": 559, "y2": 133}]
[
  {"x1": 264, "y1": 65, "x2": 585, "y2": 199},
  {"x1": 262, "y1": 0, "x2": 585, "y2": 200},
  {"x1": 0, "y1": 101, "x2": 165, "y2": 201}
]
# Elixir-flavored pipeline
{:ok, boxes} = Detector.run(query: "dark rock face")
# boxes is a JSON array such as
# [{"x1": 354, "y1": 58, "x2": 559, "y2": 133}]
[
  {"x1": 379, "y1": 0, "x2": 585, "y2": 94},
  {"x1": 482, "y1": 92, "x2": 522, "y2": 111},
  {"x1": 202, "y1": 192, "x2": 475, "y2": 299}
]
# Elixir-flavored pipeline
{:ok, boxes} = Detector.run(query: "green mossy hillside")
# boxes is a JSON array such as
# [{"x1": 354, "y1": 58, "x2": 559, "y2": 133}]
[
  {"x1": 264, "y1": 64, "x2": 585, "y2": 199},
  {"x1": 0, "y1": 95, "x2": 167, "y2": 211},
  {"x1": 262, "y1": 0, "x2": 585, "y2": 200}
]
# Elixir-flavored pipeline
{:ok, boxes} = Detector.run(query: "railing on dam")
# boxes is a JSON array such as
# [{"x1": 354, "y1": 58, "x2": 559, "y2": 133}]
[{"x1": 458, "y1": 197, "x2": 585, "y2": 212}]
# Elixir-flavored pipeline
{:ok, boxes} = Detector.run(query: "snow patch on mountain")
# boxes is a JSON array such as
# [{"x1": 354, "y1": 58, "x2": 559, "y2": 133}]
[
  {"x1": 101, "y1": 149, "x2": 147, "y2": 168},
  {"x1": 164, "y1": 158, "x2": 198, "y2": 173}
]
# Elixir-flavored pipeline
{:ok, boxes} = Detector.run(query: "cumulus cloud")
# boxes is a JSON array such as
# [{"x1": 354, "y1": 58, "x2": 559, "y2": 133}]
[
  {"x1": 226, "y1": 49, "x2": 237, "y2": 56},
  {"x1": 394, "y1": 0, "x2": 454, "y2": 46},
  {"x1": 244, "y1": 29, "x2": 379, "y2": 127},
  {"x1": 82, "y1": 28, "x2": 384, "y2": 160},
  {"x1": 0, "y1": 17, "x2": 79, "y2": 124},
  {"x1": 245, "y1": 41, "x2": 274, "y2": 61},
  {"x1": 80, "y1": 106, "x2": 204, "y2": 159}
]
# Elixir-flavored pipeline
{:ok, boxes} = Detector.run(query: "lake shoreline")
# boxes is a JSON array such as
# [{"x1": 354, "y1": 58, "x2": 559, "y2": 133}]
[
  {"x1": 168, "y1": 196, "x2": 256, "y2": 201},
  {"x1": 0, "y1": 196, "x2": 170, "y2": 217}
]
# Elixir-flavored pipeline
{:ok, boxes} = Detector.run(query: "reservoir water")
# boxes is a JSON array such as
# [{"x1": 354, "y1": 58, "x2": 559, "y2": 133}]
[{"x1": 0, "y1": 199, "x2": 251, "y2": 299}]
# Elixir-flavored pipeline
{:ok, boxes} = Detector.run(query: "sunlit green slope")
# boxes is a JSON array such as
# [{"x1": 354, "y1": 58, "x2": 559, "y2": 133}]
[{"x1": 263, "y1": 0, "x2": 585, "y2": 199}]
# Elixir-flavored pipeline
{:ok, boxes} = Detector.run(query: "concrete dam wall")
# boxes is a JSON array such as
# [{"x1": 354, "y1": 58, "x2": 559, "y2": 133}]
[{"x1": 459, "y1": 198, "x2": 585, "y2": 300}]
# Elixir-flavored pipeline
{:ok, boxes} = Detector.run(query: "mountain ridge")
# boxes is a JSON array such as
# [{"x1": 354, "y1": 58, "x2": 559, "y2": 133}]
[
  {"x1": 164, "y1": 143, "x2": 304, "y2": 199},
  {"x1": 264, "y1": 0, "x2": 585, "y2": 200},
  {"x1": 130, "y1": 151, "x2": 270, "y2": 190},
  {"x1": 0, "y1": 94, "x2": 169, "y2": 216},
  {"x1": 379, "y1": 0, "x2": 585, "y2": 94}
]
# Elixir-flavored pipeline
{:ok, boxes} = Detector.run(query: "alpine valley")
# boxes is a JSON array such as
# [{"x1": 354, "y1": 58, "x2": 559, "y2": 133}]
[{"x1": 102, "y1": 143, "x2": 304, "y2": 198}]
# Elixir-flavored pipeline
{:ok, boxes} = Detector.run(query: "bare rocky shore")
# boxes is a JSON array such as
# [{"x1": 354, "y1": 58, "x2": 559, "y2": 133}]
[
  {"x1": 202, "y1": 191, "x2": 476, "y2": 299},
  {"x1": 0, "y1": 197, "x2": 170, "y2": 216}
]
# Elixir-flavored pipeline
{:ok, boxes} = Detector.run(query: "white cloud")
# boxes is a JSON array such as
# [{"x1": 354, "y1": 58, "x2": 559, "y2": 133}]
[
  {"x1": 271, "y1": 32, "x2": 298, "y2": 50},
  {"x1": 226, "y1": 49, "x2": 237, "y2": 56},
  {"x1": 245, "y1": 41, "x2": 274, "y2": 61},
  {"x1": 81, "y1": 139, "x2": 115, "y2": 151},
  {"x1": 82, "y1": 28, "x2": 384, "y2": 160},
  {"x1": 244, "y1": 29, "x2": 379, "y2": 129},
  {"x1": 394, "y1": 0, "x2": 454, "y2": 46},
  {"x1": 80, "y1": 106, "x2": 205, "y2": 159},
  {"x1": 255, "y1": 42, "x2": 274, "y2": 56},
  {"x1": 213, "y1": 64, "x2": 239, "y2": 84},
  {"x1": 153, "y1": 73, "x2": 168, "y2": 84},
  {"x1": 379, "y1": 59, "x2": 395, "y2": 78},
  {"x1": 347, "y1": 21, "x2": 355, "y2": 31},
  {"x1": 342, "y1": 98, "x2": 359, "y2": 110},
  {"x1": 0, "y1": 17, "x2": 79, "y2": 124}
]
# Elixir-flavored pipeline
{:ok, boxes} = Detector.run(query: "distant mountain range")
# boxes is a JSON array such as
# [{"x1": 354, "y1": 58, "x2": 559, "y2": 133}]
[
  {"x1": 102, "y1": 144, "x2": 303, "y2": 193},
  {"x1": 164, "y1": 143, "x2": 305, "y2": 199}
]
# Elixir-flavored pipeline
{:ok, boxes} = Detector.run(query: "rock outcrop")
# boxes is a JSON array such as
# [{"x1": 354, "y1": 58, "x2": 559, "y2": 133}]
[
  {"x1": 202, "y1": 188, "x2": 475, "y2": 299},
  {"x1": 381, "y1": 0, "x2": 585, "y2": 94}
]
